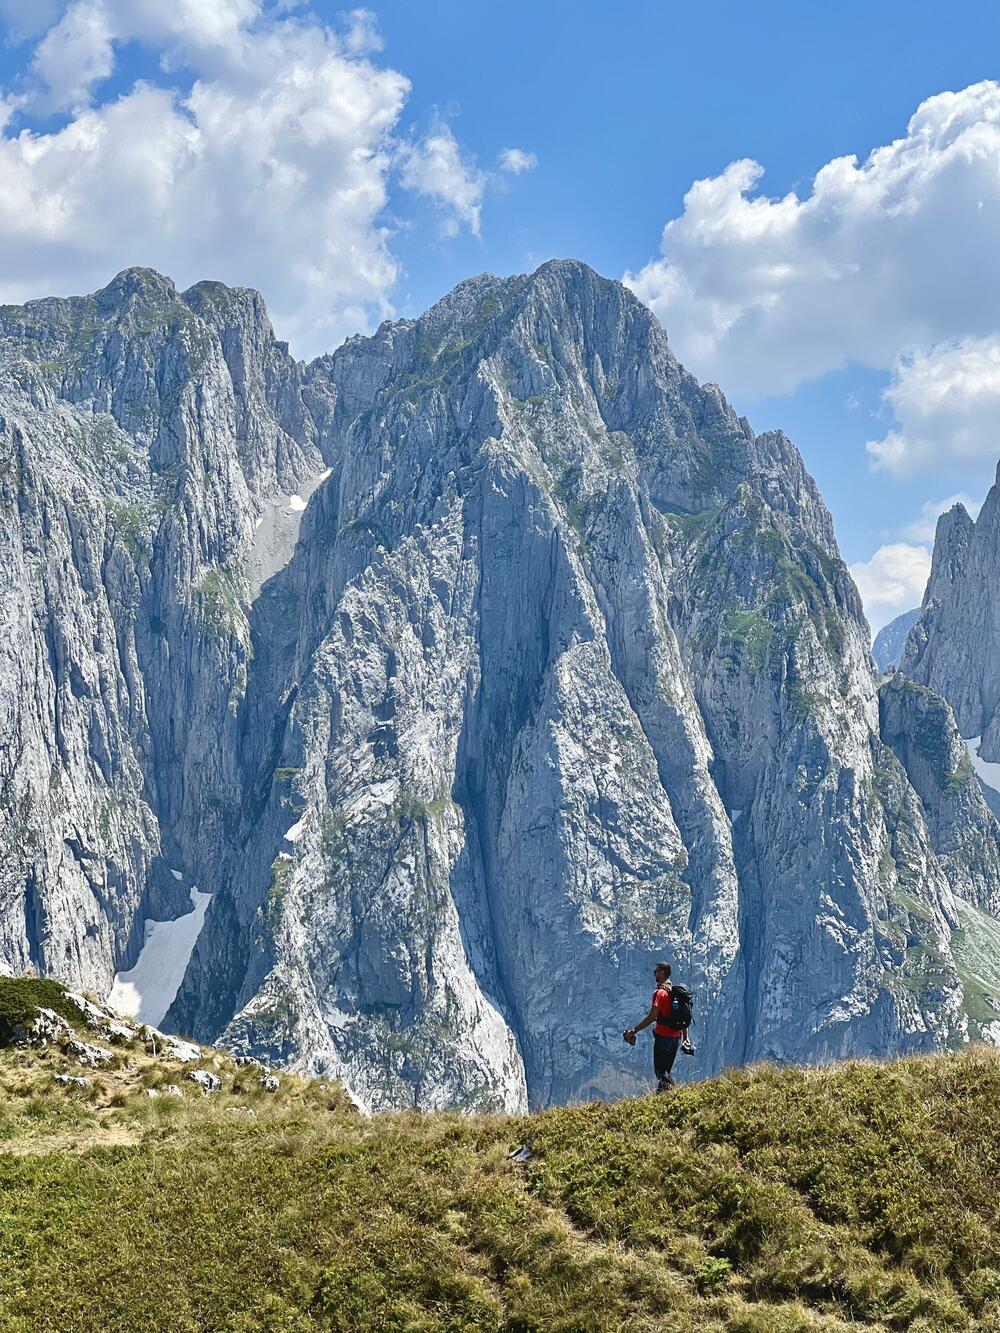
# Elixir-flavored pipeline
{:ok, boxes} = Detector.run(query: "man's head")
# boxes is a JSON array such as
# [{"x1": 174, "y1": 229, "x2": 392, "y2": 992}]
[{"x1": 653, "y1": 961, "x2": 671, "y2": 985}]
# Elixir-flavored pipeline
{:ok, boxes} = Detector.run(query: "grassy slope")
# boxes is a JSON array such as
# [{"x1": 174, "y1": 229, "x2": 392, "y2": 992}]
[{"x1": 1, "y1": 986, "x2": 1000, "y2": 1331}]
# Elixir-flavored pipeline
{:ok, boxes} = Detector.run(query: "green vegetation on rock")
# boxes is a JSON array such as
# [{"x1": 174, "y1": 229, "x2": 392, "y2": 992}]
[
  {"x1": 194, "y1": 562, "x2": 252, "y2": 644},
  {"x1": 723, "y1": 610, "x2": 773, "y2": 672},
  {"x1": 658, "y1": 505, "x2": 719, "y2": 543},
  {"x1": 0, "y1": 976, "x2": 79, "y2": 1042},
  {"x1": 108, "y1": 501, "x2": 148, "y2": 562},
  {"x1": 951, "y1": 901, "x2": 1000, "y2": 1031}
]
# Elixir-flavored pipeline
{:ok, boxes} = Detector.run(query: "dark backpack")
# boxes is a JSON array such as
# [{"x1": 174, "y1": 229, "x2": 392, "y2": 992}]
[{"x1": 668, "y1": 984, "x2": 694, "y2": 1030}]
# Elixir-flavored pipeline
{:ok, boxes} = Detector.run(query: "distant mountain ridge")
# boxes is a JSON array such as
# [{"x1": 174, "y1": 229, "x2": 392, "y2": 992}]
[
  {"x1": 872, "y1": 608, "x2": 921, "y2": 671},
  {"x1": 901, "y1": 477, "x2": 1000, "y2": 825},
  {"x1": 3, "y1": 261, "x2": 1000, "y2": 1109}
]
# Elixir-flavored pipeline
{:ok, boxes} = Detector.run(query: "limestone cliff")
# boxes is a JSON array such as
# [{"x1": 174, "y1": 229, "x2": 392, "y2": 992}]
[{"x1": 4, "y1": 261, "x2": 1000, "y2": 1109}]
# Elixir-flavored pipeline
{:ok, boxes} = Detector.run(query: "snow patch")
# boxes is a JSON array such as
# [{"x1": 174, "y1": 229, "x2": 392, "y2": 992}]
[
  {"x1": 288, "y1": 494, "x2": 307, "y2": 512},
  {"x1": 731, "y1": 809, "x2": 743, "y2": 824},
  {"x1": 965, "y1": 737, "x2": 1000, "y2": 794},
  {"x1": 107, "y1": 887, "x2": 212, "y2": 1027},
  {"x1": 324, "y1": 1008, "x2": 354, "y2": 1030},
  {"x1": 284, "y1": 814, "x2": 308, "y2": 843},
  {"x1": 170, "y1": 868, "x2": 183, "y2": 882}
]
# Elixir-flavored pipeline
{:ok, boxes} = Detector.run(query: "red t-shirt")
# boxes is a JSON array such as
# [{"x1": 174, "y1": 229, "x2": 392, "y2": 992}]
[{"x1": 653, "y1": 986, "x2": 683, "y2": 1037}]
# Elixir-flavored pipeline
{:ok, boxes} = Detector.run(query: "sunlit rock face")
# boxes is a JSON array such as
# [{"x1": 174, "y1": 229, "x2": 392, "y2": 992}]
[
  {"x1": 4, "y1": 260, "x2": 1000, "y2": 1110},
  {"x1": 903, "y1": 479, "x2": 1000, "y2": 767},
  {"x1": 0, "y1": 269, "x2": 331, "y2": 998}
]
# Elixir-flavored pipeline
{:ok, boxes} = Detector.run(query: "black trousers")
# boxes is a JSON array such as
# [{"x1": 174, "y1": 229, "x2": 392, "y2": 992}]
[{"x1": 653, "y1": 1035, "x2": 680, "y2": 1083}]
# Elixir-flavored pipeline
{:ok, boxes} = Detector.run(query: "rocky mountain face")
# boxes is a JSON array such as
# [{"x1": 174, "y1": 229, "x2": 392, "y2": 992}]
[
  {"x1": 872, "y1": 609, "x2": 920, "y2": 672},
  {"x1": 0, "y1": 270, "x2": 332, "y2": 992},
  {"x1": 4, "y1": 261, "x2": 1000, "y2": 1110},
  {"x1": 903, "y1": 480, "x2": 1000, "y2": 758}
]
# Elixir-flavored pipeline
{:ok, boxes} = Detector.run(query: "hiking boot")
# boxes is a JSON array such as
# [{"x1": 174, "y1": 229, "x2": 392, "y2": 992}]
[{"x1": 656, "y1": 1076, "x2": 674, "y2": 1093}]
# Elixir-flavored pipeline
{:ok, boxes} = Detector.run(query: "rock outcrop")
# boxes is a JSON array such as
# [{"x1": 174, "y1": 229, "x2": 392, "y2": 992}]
[
  {"x1": 4, "y1": 260, "x2": 1000, "y2": 1109},
  {"x1": 903, "y1": 476, "x2": 1000, "y2": 763}
]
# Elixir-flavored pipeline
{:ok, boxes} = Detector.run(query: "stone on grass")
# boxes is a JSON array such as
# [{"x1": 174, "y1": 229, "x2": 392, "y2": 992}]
[
  {"x1": 66, "y1": 1037, "x2": 114, "y2": 1067},
  {"x1": 187, "y1": 1070, "x2": 221, "y2": 1094}
]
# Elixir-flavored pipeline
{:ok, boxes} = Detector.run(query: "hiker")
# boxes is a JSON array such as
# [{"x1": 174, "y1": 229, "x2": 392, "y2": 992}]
[{"x1": 623, "y1": 962, "x2": 693, "y2": 1092}]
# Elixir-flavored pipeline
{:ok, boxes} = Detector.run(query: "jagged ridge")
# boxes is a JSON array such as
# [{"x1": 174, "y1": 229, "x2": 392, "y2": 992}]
[{"x1": 3, "y1": 261, "x2": 1000, "y2": 1111}]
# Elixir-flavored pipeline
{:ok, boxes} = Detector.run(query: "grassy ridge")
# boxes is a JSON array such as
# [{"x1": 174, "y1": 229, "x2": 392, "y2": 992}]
[{"x1": 1, "y1": 1010, "x2": 1000, "y2": 1329}]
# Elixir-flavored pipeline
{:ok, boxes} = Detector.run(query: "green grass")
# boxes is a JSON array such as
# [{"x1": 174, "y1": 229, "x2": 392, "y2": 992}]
[
  {"x1": 2, "y1": 1008, "x2": 1000, "y2": 1330},
  {"x1": 723, "y1": 611, "x2": 773, "y2": 672},
  {"x1": 194, "y1": 563, "x2": 251, "y2": 644},
  {"x1": 107, "y1": 501, "x2": 148, "y2": 563}
]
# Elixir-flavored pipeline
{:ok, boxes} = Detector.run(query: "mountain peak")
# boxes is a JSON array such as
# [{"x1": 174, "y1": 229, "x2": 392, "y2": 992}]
[{"x1": 96, "y1": 266, "x2": 178, "y2": 306}]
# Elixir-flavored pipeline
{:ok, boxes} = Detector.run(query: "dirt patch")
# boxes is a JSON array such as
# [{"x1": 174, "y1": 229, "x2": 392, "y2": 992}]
[{"x1": 1, "y1": 1124, "x2": 139, "y2": 1157}]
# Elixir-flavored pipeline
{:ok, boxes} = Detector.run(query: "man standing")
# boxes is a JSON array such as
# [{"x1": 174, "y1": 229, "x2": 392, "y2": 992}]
[{"x1": 623, "y1": 961, "x2": 690, "y2": 1092}]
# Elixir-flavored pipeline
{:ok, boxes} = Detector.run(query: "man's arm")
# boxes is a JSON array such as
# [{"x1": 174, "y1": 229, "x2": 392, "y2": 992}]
[{"x1": 625, "y1": 1005, "x2": 659, "y2": 1039}]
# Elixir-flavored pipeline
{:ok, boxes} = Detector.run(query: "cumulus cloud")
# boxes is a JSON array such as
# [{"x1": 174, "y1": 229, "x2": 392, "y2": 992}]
[
  {"x1": 340, "y1": 8, "x2": 383, "y2": 56},
  {"x1": 27, "y1": 0, "x2": 259, "y2": 107},
  {"x1": 32, "y1": 1, "x2": 114, "y2": 111},
  {"x1": 398, "y1": 122, "x2": 485, "y2": 237},
  {"x1": 867, "y1": 337, "x2": 1000, "y2": 478},
  {"x1": 0, "y1": 2, "x2": 409, "y2": 355},
  {"x1": 0, "y1": 2, "x2": 527, "y2": 356},
  {"x1": 626, "y1": 82, "x2": 1000, "y2": 399},
  {"x1": 849, "y1": 543, "x2": 932, "y2": 634},
  {"x1": 498, "y1": 147, "x2": 537, "y2": 175}
]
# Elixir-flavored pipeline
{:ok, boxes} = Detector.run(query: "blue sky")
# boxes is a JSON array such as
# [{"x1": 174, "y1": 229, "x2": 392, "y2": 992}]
[{"x1": 1, "y1": 0, "x2": 1000, "y2": 630}]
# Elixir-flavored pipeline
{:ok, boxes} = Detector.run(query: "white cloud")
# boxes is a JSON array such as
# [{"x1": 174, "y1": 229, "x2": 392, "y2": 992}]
[
  {"x1": 903, "y1": 491, "x2": 983, "y2": 543},
  {"x1": 27, "y1": 0, "x2": 260, "y2": 104},
  {"x1": 867, "y1": 336, "x2": 1000, "y2": 478},
  {"x1": 849, "y1": 543, "x2": 932, "y2": 634},
  {"x1": 0, "y1": 3, "x2": 410, "y2": 357},
  {"x1": 626, "y1": 82, "x2": 1000, "y2": 399},
  {"x1": 0, "y1": 3, "x2": 533, "y2": 355},
  {"x1": 498, "y1": 147, "x2": 537, "y2": 175},
  {"x1": 340, "y1": 8, "x2": 382, "y2": 56},
  {"x1": 398, "y1": 122, "x2": 485, "y2": 237},
  {"x1": 32, "y1": 1, "x2": 114, "y2": 112}
]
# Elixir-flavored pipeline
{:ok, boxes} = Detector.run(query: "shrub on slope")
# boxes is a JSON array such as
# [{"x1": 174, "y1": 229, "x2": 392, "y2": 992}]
[{"x1": 0, "y1": 976, "x2": 82, "y2": 1042}]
